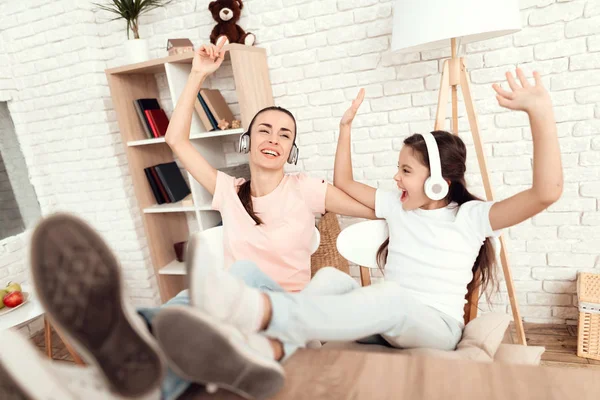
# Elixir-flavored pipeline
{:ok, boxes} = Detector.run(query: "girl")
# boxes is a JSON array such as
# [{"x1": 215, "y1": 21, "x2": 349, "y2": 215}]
[
  {"x1": 156, "y1": 68, "x2": 563, "y2": 396},
  {"x1": 10, "y1": 41, "x2": 376, "y2": 400}
]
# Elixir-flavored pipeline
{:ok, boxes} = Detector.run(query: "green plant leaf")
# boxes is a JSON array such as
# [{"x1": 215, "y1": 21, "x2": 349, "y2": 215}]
[
  {"x1": 93, "y1": 0, "x2": 174, "y2": 21},
  {"x1": 93, "y1": 0, "x2": 174, "y2": 38}
]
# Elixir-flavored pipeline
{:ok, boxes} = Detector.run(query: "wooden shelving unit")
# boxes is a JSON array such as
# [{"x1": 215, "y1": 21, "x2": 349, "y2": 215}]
[{"x1": 105, "y1": 44, "x2": 274, "y2": 302}]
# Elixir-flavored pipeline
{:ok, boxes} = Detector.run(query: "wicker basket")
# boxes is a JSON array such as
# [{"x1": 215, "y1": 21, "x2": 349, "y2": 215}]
[
  {"x1": 310, "y1": 212, "x2": 349, "y2": 277},
  {"x1": 577, "y1": 272, "x2": 600, "y2": 361}
]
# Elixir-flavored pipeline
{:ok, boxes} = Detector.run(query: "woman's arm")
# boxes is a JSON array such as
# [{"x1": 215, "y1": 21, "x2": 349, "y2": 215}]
[
  {"x1": 333, "y1": 89, "x2": 377, "y2": 209},
  {"x1": 325, "y1": 184, "x2": 377, "y2": 220},
  {"x1": 489, "y1": 69, "x2": 563, "y2": 231},
  {"x1": 165, "y1": 43, "x2": 226, "y2": 195}
]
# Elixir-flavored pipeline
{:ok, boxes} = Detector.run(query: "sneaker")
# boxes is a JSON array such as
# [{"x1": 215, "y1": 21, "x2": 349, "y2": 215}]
[
  {"x1": 186, "y1": 233, "x2": 263, "y2": 335},
  {"x1": 0, "y1": 329, "x2": 78, "y2": 400},
  {"x1": 29, "y1": 213, "x2": 166, "y2": 398},
  {"x1": 153, "y1": 306, "x2": 285, "y2": 400}
]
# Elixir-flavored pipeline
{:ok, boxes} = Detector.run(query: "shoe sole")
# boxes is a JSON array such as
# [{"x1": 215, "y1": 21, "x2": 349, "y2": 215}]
[
  {"x1": 154, "y1": 306, "x2": 285, "y2": 400},
  {"x1": 30, "y1": 213, "x2": 164, "y2": 398}
]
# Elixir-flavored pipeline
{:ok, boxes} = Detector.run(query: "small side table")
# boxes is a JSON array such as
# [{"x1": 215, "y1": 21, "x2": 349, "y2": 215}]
[{"x1": 0, "y1": 284, "x2": 84, "y2": 365}]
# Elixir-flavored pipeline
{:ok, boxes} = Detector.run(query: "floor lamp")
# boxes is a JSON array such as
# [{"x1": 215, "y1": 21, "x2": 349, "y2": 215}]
[{"x1": 391, "y1": 0, "x2": 527, "y2": 345}]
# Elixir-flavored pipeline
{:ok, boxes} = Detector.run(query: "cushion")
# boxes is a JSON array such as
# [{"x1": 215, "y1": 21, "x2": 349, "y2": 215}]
[
  {"x1": 494, "y1": 343, "x2": 545, "y2": 365},
  {"x1": 455, "y1": 312, "x2": 512, "y2": 362}
]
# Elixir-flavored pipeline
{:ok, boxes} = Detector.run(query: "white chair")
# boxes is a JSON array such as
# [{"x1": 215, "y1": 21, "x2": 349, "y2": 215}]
[
  {"x1": 336, "y1": 219, "x2": 388, "y2": 286},
  {"x1": 187, "y1": 225, "x2": 321, "y2": 270}
]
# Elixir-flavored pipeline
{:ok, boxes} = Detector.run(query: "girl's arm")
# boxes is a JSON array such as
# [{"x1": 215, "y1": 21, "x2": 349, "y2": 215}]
[
  {"x1": 325, "y1": 184, "x2": 377, "y2": 220},
  {"x1": 489, "y1": 69, "x2": 563, "y2": 231},
  {"x1": 165, "y1": 43, "x2": 226, "y2": 196},
  {"x1": 333, "y1": 89, "x2": 377, "y2": 209}
]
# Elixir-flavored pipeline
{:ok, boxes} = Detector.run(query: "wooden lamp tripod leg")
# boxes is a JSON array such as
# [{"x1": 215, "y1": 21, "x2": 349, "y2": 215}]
[
  {"x1": 434, "y1": 41, "x2": 526, "y2": 346},
  {"x1": 458, "y1": 59, "x2": 526, "y2": 346}
]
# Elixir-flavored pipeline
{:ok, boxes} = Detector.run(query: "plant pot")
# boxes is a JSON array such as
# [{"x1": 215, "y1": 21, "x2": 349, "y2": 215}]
[{"x1": 124, "y1": 38, "x2": 150, "y2": 64}]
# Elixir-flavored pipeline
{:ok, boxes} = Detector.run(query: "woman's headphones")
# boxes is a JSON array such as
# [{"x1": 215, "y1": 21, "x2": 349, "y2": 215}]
[
  {"x1": 420, "y1": 132, "x2": 449, "y2": 201},
  {"x1": 238, "y1": 131, "x2": 299, "y2": 165}
]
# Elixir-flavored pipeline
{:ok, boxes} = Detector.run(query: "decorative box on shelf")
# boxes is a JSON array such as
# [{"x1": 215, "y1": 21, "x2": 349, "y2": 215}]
[
  {"x1": 167, "y1": 38, "x2": 194, "y2": 56},
  {"x1": 577, "y1": 272, "x2": 600, "y2": 361}
]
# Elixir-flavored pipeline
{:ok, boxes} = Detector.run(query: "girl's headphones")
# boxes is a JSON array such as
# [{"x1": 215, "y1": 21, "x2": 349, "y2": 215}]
[
  {"x1": 421, "y1": 132, "x2": 449, "y2": 201},
  {"x1": 238, "y1": 131, "x2": 299, "y2": 165}
]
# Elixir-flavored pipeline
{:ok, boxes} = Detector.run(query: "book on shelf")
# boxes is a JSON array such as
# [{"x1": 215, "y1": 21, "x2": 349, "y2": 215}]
[
  {"x1": 133, "y1": 101, "x2": 154, "y2": 139},
  {"x1": 144, "y1": 162, "x2": 191, "y2": 205},
  {"x1": 193, "y1": 96, "x2": 215, "y2": 132},
  {"x1": 144, "y1": 109, "x2": 170, "y2": 137},
  {"x1": 196, "y1": 93, "x2": 219, "y2": 131},
  {"x1": 200, "y1": 89, "x2": 234, "y2": 125},
  {"x1": 144, "y1": 166, "x2": 170, "y2": 204},
  {"x1": 144, "y1": 167, "x2": 166, "y2": 204},
  {"x1": 134, "y1": 98, "x2": 170, "y2": 139},
  {"x1": 193, "y1": 89, "x2": 235, "y2": 132},
  {"x1": 150, "y1": 166, "x2": 171, "y2": 203}
]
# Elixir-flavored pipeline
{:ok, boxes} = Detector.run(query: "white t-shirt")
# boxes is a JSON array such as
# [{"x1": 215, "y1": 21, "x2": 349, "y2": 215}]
[{"x1": 375, "y1": 189, "x2": 503, "y2": 324}]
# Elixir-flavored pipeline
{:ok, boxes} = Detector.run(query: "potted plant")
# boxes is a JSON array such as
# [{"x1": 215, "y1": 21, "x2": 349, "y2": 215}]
[{"x1": 94, "y1": 0, "x2": 173, "y2": 64}]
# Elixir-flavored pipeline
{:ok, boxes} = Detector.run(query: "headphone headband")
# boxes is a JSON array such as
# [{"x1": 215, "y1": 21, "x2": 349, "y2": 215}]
[
  {"x1": 420, "y1": 132, "x2": 448, "y2": 201},
  {"x1": 421, "y1": 132, "x2": 442, "y2": 179}
]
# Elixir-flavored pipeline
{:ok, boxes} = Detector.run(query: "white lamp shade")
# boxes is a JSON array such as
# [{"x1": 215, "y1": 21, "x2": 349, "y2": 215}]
[{"x1": 391, "y1": 0, "x2": 522, "y2": 53}]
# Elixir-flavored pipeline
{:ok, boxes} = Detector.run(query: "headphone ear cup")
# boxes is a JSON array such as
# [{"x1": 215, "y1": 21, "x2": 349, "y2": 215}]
[
  {"x1": 424, "y1": 177, "x2": 449, "y2": 201},
  {"x1": 238, "y1": 133, "x2": 250, "y2": 154},
  {"x1": 287, "y1": 145, "x2": 299, "y2": 165}
]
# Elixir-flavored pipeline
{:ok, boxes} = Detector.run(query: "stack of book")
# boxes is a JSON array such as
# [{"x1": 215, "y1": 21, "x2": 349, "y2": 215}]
[
  {"x1": 134, "y1": 98, "x2": 170, "y2": 139},
  {"x1": 144, "y1": 161, "x2": 191, "y2": 205},
  {"x1": 195, "y1": 89, "x2": 235, "y2": 131}
]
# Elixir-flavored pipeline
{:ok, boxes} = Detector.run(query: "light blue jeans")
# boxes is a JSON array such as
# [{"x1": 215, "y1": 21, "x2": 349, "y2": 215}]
[
  {"x1": 137, "y1": 261, "x2": 359, "y2": 400},
  {"x1": 264, "y1": 275, "x2": 465, "y2": 351}
]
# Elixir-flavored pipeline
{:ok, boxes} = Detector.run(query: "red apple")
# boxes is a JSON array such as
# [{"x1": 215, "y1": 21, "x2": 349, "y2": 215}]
[{"x1": 3, "y1": 291, "x2": 23, "y2": 308}]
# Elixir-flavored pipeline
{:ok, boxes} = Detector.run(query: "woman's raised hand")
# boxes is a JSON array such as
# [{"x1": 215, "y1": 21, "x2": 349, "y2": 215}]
[
  {"x1": 192, "y1": 41, "x2": 226, "y2": 76},
  {"x1": 340, "y1": 88, "x2": 365, "y2": 127}
]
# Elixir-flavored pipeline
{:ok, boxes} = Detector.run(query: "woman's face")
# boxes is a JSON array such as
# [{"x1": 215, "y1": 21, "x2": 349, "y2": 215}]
[{"x1": 249, "y1": 110, "x2": 296, "y2": 170}]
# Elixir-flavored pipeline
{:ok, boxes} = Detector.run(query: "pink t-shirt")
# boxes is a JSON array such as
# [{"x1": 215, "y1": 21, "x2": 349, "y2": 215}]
[{"x1": 212, "y1": 171, "x2": 327, "y2": 292}]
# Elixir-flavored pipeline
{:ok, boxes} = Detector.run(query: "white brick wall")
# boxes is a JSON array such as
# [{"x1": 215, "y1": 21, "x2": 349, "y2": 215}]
[
  {"x1": 0, "y1": 0, "x2": 162, "y2": 338},
  {"x1": 1, "y1": 0, "x2": 599, "y2": 329}
]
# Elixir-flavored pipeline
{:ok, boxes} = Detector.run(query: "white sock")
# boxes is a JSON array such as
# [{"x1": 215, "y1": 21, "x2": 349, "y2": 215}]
[
  {"x1": 253, "y1": 291, "x2": 266, "y2": 332},
  {"x1": 247, "y1": 333, "x2": 276, "y2": 360},
  {"x1": 202, "y1": 266, "x2": 266, "y2": 335},
  {"x1": 223, "y1": 270, "x2": 265, "y2": 335}
]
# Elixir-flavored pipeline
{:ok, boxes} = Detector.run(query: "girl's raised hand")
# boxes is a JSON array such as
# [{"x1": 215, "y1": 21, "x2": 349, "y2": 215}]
[
  {"x1": 192, "y1": 41, "x2": 226, "y2": 76},
  {"x1": 493, "y1": 68, "x2": 552, "y2": 114},
  {"x1": 340, "y1": 88, "x2": 365, "y2": 127}
]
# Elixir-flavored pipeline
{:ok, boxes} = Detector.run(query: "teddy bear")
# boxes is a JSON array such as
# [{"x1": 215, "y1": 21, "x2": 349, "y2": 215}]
[{"x1": 209, "y1": 0, "x2": 256, "y2": 47}]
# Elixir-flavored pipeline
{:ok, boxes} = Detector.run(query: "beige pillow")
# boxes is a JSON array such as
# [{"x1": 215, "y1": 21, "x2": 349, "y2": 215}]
[
  {"x1": 455, "y1": 312, "x2": 512, "y2": 362},
  {"x1": 494, "y1": 344, "x2": 545, "y2": 365}
]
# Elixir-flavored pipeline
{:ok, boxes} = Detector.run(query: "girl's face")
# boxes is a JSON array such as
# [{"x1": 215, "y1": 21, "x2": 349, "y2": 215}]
[
  {"x1": 249, "y1": 110, "x2": 296, "y2": 171},
  {"x1": 394, "y1": 146, "x2": 448, "y2": 210}
]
